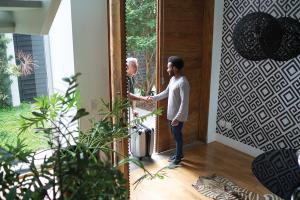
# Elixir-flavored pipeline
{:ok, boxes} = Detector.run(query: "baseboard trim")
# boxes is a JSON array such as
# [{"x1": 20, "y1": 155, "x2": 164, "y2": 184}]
[{"x1": 216, "y1": 134, "x2": 264, "y2": 157}]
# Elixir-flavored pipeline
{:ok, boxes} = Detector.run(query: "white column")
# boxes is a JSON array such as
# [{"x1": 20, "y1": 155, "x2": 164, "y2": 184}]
[
  {"x1": 43, "y1": 36, "x2": 54, "y2": 95},
  {"x1": 207, "y1": 0, "x2": 224, "y2": 143},
  {"x1": 48, "y1": 0, "x2": 75, "y2": 95},
  {"x1": 48, "y1": 0, "x2": 77, "y2": 144},
  {"x1": 6, "y1": 33, "x2": 20, "y2": 107},
  {"x1": 69, "y1": 0, "x2": 110, "y2": 131}
]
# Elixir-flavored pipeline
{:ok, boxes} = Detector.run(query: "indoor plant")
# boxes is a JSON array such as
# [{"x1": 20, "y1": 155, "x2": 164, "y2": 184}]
[{"x1": 0, "y1": 73, "x2": 164, "y2": 199}]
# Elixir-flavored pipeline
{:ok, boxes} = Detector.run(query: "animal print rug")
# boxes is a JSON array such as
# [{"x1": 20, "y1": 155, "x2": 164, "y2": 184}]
[{"x1": 192, "y1": 174, "x2": 283, "y2": 200}]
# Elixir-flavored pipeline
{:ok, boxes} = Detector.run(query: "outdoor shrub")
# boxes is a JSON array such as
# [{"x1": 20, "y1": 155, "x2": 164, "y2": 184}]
[{"x1": 126, "y1": 0, "x2": 156, "y2": 96}]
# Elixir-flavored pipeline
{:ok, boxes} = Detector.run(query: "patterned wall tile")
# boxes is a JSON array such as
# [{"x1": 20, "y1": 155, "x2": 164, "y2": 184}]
[{"x1": 217, "y1": 0, "x2": 300, "y2": 150}]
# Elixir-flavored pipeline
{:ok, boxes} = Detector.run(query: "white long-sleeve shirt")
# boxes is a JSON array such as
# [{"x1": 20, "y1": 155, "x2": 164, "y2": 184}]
[{"x1": 153, "y1": 76, "x2": 190, "y2": 122}]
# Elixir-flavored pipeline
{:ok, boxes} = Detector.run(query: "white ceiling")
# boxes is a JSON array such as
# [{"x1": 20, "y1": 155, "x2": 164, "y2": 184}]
[{"x1": 0, "y1": 0, "x2": 61, "y2": 35}]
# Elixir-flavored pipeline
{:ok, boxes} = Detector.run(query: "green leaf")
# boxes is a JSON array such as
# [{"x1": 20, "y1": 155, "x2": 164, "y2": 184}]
[
  {"x1": 71, "y1": 108, "x2": 89, "y2": 122},
  {"x1": 4, "y1": 187, "x2": 17, "y2": 200},
  {"x1": 62, "y1": 77, "x2": 71, "y2": 83},
  {"x1": 32, "y1": 111, "x2": 44, "y2": 118}
]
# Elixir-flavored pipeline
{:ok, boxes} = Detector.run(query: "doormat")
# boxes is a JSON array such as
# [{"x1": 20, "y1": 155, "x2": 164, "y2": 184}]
[{"x1": 192, "y1": 174, "x2": 283, "y2": 200}]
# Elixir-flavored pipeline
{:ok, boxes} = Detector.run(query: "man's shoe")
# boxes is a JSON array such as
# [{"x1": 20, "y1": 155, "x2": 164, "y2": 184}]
[
  {"x1": 168, "y1": 159, "x2": 182, "y2": 169},
  {"x1": 168, "y1": 155, "x2": 184, "y2": 162},
  {"x1": 172, "y1": 159, "x2": 181, "y2": 165},
  {"x1": 168, "y1": 155, "x2": 176, "y2": 162}
]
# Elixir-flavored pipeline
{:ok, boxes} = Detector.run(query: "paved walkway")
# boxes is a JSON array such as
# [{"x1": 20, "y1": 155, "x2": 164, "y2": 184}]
[{"x1": 133, "y1": 107, "x2": 156, "y2": 129}]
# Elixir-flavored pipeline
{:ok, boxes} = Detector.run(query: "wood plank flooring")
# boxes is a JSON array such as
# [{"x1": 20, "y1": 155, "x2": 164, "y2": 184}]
[{"x1": 130, "y1": 142, "x2": 270, "y2": 200}]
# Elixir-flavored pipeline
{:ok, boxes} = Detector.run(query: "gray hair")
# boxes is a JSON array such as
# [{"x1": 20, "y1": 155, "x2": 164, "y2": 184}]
[{"x1": 126, "y1": 57, "x2": 138, "y2": 69}]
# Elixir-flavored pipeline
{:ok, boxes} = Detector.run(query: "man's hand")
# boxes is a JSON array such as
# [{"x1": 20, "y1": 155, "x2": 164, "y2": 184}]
[
  {"x1": 146, "y1": 96, "x2": 154, "y2": 102},
  {"x1": 171, "y1": 119, "x2": 179, "y2": 126},
  {"x1": 139, "y1": 96, "x2": 149, "y2": 101}
]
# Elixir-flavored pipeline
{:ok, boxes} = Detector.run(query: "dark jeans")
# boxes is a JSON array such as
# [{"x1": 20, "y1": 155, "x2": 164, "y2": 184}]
[{"x1": 169, "y1": 121, "x2": 184, "y2": 161}]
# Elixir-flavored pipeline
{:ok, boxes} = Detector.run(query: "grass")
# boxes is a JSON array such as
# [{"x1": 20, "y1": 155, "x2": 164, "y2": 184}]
[{"x1": 0, "y1": 103, "x2": 48, "y2": 152}]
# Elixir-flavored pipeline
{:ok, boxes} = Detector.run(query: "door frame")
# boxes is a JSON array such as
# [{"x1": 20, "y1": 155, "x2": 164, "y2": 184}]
[
  {"x1": 107, "y1": 0, "x2": 129, "y2": 190},
  {"x1": 108, "y1": 0, "x2": 214, "y2": 193},
  {"x1": 155, "y1": 0, "x2": 215, "y2": 152}
]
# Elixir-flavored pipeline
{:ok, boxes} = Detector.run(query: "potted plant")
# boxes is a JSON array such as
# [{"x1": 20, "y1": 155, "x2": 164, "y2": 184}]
[{"x1": 0, "y1": 73, "x2": 164, "y2": 200}]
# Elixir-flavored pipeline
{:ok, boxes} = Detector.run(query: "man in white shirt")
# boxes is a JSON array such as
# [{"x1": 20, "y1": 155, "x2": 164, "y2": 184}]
[{"x1": 149, "y1": 56, "x2": 190, "y2": 165}]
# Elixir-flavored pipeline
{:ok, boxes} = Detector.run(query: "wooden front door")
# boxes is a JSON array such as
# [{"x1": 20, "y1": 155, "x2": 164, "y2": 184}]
[{"x1": 156, "y1": 0, "x2": 214, "y2": 152}]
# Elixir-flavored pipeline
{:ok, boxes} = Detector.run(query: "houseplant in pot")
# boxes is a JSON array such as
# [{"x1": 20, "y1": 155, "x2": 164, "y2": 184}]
[{"x1": 0, "y1": 73, "x2": 164, "y2": 199}]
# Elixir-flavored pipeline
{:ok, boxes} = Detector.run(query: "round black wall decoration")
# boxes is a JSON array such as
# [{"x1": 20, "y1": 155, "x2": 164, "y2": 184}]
[
  {"x1": 270, "y1": 17, "x2": 300, "y2": 61},
  {"x1": 233, "y1": 12, "x2": 283, "y2": 61}
]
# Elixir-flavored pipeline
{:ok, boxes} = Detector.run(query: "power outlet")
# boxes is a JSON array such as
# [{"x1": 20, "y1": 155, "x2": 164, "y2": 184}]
[
  {"x1": 218, "y1": 120, "x2": 226, "y2": 127},
  {"x1": 225, "y1": 121, "x2": 232, "y2": 130},
  {"x1": 218, "y1": 120, "x2": 232, "y2": 130}
]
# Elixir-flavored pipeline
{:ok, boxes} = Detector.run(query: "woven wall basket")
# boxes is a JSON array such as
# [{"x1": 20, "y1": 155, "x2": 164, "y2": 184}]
[
  {"x1": 233, "y1": 12, "x2": 283, "y2": 61},
  {"x1": 270, "y1": 17, "x2": 300, "y2": 61}
]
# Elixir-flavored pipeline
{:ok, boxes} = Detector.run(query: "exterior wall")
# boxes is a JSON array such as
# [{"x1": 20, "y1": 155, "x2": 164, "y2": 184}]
[
  {"x1": 31, "y1": 36, "x2": 48, "y2": 97},
  {"x1": 13, "y1": 34, "x2": 37, "y2": 102},
  {"x1": 13, "y1": 34, "x2": 48, "y2": 102}
]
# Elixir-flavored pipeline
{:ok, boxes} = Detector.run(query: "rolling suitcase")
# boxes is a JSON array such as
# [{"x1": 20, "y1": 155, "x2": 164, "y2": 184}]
[{"x1": 130, "y1": 124, "x2": 154, "y2": 160}]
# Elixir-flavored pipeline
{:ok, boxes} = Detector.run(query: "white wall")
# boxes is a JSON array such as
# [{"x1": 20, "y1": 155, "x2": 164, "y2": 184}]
[
  {"x1": 70, "y1": 0, "x2": 110, "y2": 130},
  {"x1": 207, "y1": 0, "x2": 264, "y2": 157},
  {"x1": 48, "y1": 0, "x2": 75, "y2": 94}
]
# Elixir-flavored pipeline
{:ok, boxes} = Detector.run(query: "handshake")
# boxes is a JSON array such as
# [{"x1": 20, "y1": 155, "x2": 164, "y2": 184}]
[
  {"x1": 127, "y1": 93, "x2": 154, "y2": 117},
  {"x1": 127, "y1": 93, "x2": 154, "y2": 102},
  {"x1": 137, "y1": 95, "x2": 153, "y2": 102}
]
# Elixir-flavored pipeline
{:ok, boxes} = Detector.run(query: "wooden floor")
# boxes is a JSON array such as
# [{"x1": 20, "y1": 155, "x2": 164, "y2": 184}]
[{"x1": 130, "y1": 142, "x2": 269, "y2": 200}]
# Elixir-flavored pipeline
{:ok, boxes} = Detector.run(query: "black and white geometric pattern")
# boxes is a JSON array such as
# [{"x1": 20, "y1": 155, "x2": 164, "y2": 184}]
[{"x1": 217, "y1": 0, "x2": 300, "y2": 151}]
